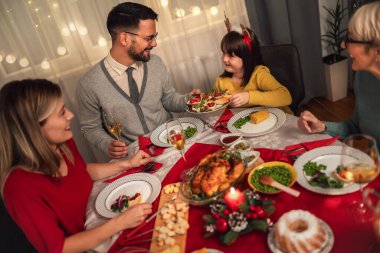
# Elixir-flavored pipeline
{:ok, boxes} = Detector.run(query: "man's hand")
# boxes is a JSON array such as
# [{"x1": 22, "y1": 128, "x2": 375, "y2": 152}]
[
  {"x1": 188, "y1": 89, "x2": 202, "y2": 96},
  {"x1": 108, "y1": 140, "x2": 128, "y2": 159}
]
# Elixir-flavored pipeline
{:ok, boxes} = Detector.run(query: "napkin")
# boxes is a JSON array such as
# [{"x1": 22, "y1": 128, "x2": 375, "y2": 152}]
[
  {"x1": 104, "y1": 162, "x2": 162, "y2": 183},
  {"x1": 213, "y1": 108, "x2": 233, "y2": 133},
  {"x1": 284, "y1": 136, "x2": 340, "y2": 157},
  {"x1": 138, "y1": 136, "x2": 165, "y2": 156},
  {"x1": 256, "y1": 136, "x2": 340, "y2": 164}
]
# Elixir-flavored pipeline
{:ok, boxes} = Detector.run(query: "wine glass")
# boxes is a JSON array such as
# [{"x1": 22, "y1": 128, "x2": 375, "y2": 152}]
[
  {"x1": 166, "y1": 119, "x2": 187, "y2": 165},
  {"x1": 340, "y1": 134, "x2": 380, "y2": 222},
  {"x1": 104, "y1": 112, "x2": 122, "y2": 140},
  {"x1": 364, "y1": 188, "x2": 380, "y2": 252}
]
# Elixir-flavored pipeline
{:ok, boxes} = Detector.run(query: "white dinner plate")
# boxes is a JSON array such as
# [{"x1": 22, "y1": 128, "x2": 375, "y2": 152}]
[
  {"x1": 95, "y1": 173, "x2": 161, "y2": 218},
  {"x1": 150, "y1": 117, "x2": 204, "y2": 147},
  {"x1": 267, "y1": 218, "x2": 334, "y2": 253},
  {"x1": 191, "y1": 249, "x2": 224, "y2": 253},
  {"x1": 227, "y1": 107, "x2": 286, "y2": 137},
  {"x1": 293, "y1": 146, "x2": 370, "y2": 195}
]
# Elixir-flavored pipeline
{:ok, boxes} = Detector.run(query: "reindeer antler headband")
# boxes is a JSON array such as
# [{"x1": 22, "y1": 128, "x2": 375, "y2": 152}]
[{"x1": 224, "y1": 11, "x2": 252, "y2": 52}]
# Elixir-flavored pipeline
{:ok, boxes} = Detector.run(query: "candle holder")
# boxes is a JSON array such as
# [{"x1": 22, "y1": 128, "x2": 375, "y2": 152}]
[{"x1": 203, "y1": 189, "x2": 275, "y2": 245}]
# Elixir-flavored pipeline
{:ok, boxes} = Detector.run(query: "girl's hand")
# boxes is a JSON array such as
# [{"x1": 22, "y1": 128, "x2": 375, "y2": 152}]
[
  {"x1": 230, "y1": 92, "x2": 249, "y2": 107},
  {"x1": 113, "y1": 203, "x2": 153, "y2": 230},
  {"x1": 298, "y1": 110, "x2": 326, "y2": 133}
]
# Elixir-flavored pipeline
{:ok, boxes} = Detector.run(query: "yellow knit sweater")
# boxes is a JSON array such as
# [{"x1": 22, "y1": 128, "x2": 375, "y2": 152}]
[{"x1": 214, "y1": 65, "x2": 293, "y2": 114}]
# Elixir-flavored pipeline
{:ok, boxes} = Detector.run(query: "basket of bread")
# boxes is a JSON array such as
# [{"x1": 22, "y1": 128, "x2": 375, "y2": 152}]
[{"x1": 179, "y1": 149, "x2": 247, "y2": 205}]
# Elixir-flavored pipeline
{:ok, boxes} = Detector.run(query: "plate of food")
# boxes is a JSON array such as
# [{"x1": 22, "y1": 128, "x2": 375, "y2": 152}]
[
  {"x1": 95, "y1": 173, "x2": 161, "y2": 218},
  {"x1": 150, "y1": 117, "x2": 204, "y2": 147},
  {"x1": 227, "y1": 107, "x2": 286, "y2": 137},
  {"x1": 293, "y1": 146, "x2": 369, "y2": 195},
  {"x1": 267, "y1": 210, "x2": 334, "y2": 253},
  {"x1": 247, "y1": 161, "x2": 297, "y2": 194},
  {"x1": 179, "y1": 149, "x2": 246, "y2": 205},
  {"x1": 186, "y1": 90, "x2": 231, "y2": 114}
]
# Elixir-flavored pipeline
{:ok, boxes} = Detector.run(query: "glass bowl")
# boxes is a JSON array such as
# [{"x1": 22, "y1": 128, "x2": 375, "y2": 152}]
[{"x1": 179, "y1": 149, "x2": 247, "y2": 206}]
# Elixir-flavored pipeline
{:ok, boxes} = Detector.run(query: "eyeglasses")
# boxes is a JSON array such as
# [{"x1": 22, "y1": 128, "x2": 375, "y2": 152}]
[
  {"x1": 125, "y1": 31, "x2": 158, "y2": 43},
  {"x1": 343, "y1": 33, "x2": 373, "y2": 46}
]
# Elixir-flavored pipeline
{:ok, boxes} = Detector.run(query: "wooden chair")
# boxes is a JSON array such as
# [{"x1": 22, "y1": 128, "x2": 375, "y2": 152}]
[{"x1": 260, "y1": 44, "x2": 305, "y2": 115}]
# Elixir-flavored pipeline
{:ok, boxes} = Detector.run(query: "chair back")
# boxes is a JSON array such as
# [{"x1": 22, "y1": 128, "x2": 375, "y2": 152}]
[{"x1": 260, "y1": 44, "x2": 305, "y2": 114}]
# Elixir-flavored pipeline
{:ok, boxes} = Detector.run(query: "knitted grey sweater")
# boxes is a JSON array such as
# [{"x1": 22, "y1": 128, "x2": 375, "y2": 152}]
[{"x1": 76, "y1": 55, "x2": 186, "y2": 154}]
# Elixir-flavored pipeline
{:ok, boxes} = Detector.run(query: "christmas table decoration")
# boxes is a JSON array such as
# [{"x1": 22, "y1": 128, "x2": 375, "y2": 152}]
[{"x1": 203, "y1": 189, "x2": 275, "y2": 245}]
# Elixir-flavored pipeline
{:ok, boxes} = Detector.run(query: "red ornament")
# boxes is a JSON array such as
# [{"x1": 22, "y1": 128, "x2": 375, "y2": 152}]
[{"x1": 215, "y1": 218, "x2": 228, "y2": 232}]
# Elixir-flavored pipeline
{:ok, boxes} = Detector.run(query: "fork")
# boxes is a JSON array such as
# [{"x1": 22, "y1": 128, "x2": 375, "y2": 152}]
[
  {"x1": 199, "y1": 118, "x2": 215, "y2": 131},
  {"x1": 135, "y1": 162, "x2": 156, "y2": 173}
]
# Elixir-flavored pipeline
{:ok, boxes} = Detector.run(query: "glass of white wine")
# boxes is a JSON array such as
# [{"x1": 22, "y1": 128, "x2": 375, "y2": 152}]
[
  {"x1": 340, "y1": 134, "x2": 380, "y2": 222},
  {"x1": 104, "y1": 112, "x2": 122, "y2": 140},
  {"x1": 166, "y1": 119, "x2": 187, "y2": 166}
]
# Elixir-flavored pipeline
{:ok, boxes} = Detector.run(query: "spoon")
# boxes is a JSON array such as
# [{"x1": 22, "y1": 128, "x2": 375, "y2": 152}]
[{"x1": 259, "y1": 175, "x2": 300, "y2": 197}]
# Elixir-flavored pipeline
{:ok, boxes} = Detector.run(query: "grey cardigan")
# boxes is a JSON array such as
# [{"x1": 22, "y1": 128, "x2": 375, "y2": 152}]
[{"x1": 76, "y1": 55, "x2": 186, "y2": 154}]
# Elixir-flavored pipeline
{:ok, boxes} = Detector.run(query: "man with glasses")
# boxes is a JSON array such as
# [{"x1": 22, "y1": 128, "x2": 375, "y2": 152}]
[{"x1": 77, "y1": 2, "x2": 200, "y2": 159}]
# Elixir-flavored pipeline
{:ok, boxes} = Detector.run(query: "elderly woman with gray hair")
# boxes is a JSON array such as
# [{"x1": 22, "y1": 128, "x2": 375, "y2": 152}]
[{"x1": 298, "y1": 2, "x2": 380, "y2": 148}]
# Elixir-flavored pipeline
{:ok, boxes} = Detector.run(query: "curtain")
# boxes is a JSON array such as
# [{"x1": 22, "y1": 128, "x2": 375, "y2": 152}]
[
  {"x1": 245, "y1": 0, "x2": 326, "y2": 102},
  {"x1": 0, "y1": 0, "x2": 249, "y2": 162}
]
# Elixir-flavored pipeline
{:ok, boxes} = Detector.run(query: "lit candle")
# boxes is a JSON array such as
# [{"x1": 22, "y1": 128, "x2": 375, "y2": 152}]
[{"x1": 224, "y1": 187, "x2": 245, "y2": 211}]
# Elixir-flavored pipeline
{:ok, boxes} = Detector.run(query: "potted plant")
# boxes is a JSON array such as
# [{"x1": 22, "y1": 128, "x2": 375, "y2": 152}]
[{"x1": 322, "y1": 0, "x2": 349, "y2": 102}]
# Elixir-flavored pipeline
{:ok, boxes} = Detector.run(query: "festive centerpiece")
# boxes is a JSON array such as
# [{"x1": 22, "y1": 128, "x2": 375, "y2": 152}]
[{"x1": 203, "y1": 188, "x2": 275, "y2": 245}]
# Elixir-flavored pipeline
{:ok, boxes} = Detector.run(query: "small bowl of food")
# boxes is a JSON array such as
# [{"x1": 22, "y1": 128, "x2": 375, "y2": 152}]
[
  {"x1": 220, "y1": 133, "x2": 243, "y2": 147},
  {"x1": 230, "y1": 139, "x2": 252, "y2": 151},
  {"x1": 180, "y1": 149, "x2": 247, "y2": 205},
  {"x1": 248, "y1": 161, "x2": 297, "y2": 194}
]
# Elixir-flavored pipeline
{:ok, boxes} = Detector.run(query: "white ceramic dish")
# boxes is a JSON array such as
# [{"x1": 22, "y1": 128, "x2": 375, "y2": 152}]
[
  {"x1": 150, "y1": 117, "x2": 204, "y2": 147},
  {"x1": 230, "y1": 139, "x2": 252, "y2": 151},
  {"x1": 227, "y1": 107, "x2": 286, "y2": 137},
  {"x1": 219, "y1": 133, "x2": 243, "y2": 147},
  {"x1": 267, "y1": 218, "x2": 334, "y2": 253},
  {"x1": 293, "y1": 146, "x2": 370, "y2": 195},
  {"x1": 95, "y1": 173, "x2": 161, "y2": 218}
]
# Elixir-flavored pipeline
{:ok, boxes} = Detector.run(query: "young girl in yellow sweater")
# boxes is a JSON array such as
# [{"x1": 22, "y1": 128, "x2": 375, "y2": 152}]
[{"x1": 214, "y1": 24, "x2": 293, "y2": 114}]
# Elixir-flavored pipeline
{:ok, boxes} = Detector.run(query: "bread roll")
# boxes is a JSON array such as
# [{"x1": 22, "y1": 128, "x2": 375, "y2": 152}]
[
  {"x1": 250, "y1": 109, "x2": 269, "y2": 124},
  {"x1": 214, "y1": 97, "x2": 229, "y2": 105}
]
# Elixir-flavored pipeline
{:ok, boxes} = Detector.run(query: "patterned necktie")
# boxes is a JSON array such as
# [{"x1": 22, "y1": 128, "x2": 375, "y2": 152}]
[{"x1": 126, "y1": 67, "x2": 139, "y2": 104}]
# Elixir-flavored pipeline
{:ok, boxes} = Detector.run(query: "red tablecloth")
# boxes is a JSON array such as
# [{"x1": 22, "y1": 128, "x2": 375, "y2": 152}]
[{"x1": 109, "y1": 143, "x2": 378, "y2": 253}]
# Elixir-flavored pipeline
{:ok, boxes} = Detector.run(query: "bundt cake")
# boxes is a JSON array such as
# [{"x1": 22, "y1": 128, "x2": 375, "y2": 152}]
[{"x1": 274, "y1": 210, "x2": 328, "y2": 253}]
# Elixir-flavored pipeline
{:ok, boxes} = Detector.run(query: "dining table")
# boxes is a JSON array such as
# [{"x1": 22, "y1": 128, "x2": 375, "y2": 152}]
[{"x1": 85, "y1": 108, "x2": 379, "y2": 253}]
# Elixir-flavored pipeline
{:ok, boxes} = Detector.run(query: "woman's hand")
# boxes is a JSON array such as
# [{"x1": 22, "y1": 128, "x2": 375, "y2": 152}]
[
  {"x1": 124, "y1": 150, "x2": 152, "y2": 169},
  {"x1": 113, "y1": 203, "x2": 153, "y2": 230},
  {"x1": 298, "y1": 110, "x2": 326, "y2": 133},
  {"x1": 230, "y1": 92, "x2": 249, "y2": 107},
  {"x1": 108, "y1": 140, "x2": 128, "y2": 159}
]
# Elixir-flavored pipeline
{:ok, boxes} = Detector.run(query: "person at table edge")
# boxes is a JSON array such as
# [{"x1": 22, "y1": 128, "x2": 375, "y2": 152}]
[
  {"x1": 76, "y1": 2, "x2": 200, "y2": 159},
  {"x1": 0, "y1": 79, "x2": 154, "y2": 253},
  {"x1": 298, "y1": 2, "x2": 380, "y2": 148}
]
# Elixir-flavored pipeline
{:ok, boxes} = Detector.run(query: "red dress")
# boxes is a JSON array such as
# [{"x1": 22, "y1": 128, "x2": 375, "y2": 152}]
[{"x1": 3, "y1": 139, "x2": 93, "y2": 253}]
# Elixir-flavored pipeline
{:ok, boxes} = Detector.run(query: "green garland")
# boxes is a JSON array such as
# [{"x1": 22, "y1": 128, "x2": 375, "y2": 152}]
[{"x1": 203, "y1": 189, "x2": 275, "y2": 245}]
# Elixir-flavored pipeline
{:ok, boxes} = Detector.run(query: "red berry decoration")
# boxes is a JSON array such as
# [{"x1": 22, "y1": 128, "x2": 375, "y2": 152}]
[
  {"x1": 249, "y1": 205, "x2": 256, "y2": 212},
  {"x1": 252, "y1": 213, "x2": 258, "y2": 219},
  {"x1": 257, "y1": 209, "x2": 267, "y2": 218},
  {"x1": 214, "y1": 213, "x2": 220, "y2": 219},
  {"x1": 223, "y1": 209, "x2": 230, "y2": 216},
  {"x1": 215, "y1": 218, "x2": 228, "y2": 232},
  {"x1": 246, "y1": 213, "x2": 252, "y2": 219}
]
